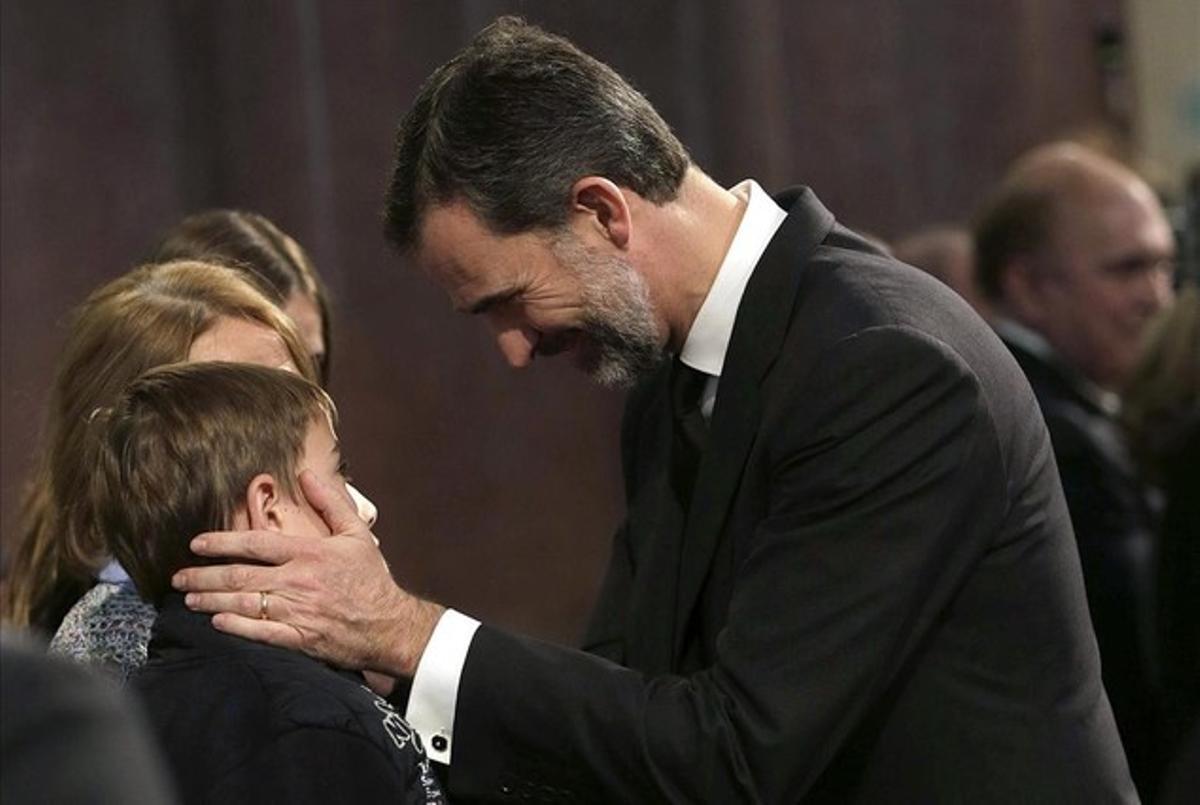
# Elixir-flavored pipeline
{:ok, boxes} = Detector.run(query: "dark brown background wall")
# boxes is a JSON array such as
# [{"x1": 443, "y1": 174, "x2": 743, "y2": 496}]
[{"x1": 1, "y1": 0, "x2": 1123, "y2": 642}]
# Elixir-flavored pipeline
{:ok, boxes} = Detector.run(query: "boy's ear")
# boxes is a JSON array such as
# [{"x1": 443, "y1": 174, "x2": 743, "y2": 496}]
[{"x1": 245, "y1": 473, "x2": 286, "y2": 532}]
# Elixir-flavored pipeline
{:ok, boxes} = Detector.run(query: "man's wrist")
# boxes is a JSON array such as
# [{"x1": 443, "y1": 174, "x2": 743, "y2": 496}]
[{"x1": 377, "y1": 595, "x2": 445, "y2": 678}]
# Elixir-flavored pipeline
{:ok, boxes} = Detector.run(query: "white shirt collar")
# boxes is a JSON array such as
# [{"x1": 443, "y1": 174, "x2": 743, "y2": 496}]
[
  {"x1": 679, "y1": 179, "x2": 788, "y2": 378},
  {"x1": 992, "y1": 316, "x2": 1056, "y2": 363},
  {"x1": 97, "y1": 559, "x2": 132, "y2": 585}
]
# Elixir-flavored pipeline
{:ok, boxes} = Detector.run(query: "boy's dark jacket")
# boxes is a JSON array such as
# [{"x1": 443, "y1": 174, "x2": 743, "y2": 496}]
[{"x1": 130, "y1": 594, "x2": 444, "y2": 805}]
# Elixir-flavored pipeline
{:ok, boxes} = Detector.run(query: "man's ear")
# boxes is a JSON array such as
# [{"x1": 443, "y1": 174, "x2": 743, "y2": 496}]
[
  {"x1": 569, "y1": 176, "x2": 631, "y2": 249},
  {"x1": 244, "y1": 473, "x2": 287, "y2": 533},
  {"x1": 999, "y1": 255, "x2": 1050, "y2": 326}
]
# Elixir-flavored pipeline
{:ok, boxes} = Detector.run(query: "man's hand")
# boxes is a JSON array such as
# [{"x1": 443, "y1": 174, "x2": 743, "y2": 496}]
[{"x1": 171, "y1": 470, "x2": 444, "y2": 678}]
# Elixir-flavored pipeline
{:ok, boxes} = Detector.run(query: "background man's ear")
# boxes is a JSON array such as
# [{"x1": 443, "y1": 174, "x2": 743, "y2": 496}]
[
  {"x1": 1000, "y1": 255, "x2": 1050, "y2": 326},
  {"x1": 569, "y1": 176, "x2": 631, "y2": 248},
  {"x1": 244, "y1": 473, "x2": 286, "y2": 532}
]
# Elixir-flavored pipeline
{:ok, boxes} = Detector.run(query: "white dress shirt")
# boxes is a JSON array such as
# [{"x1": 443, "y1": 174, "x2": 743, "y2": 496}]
[
  {"x1": 679, "y1": 179, "x2": 788, "y2": 418},
  {"x1": 404, "y1": 179, "x2": 787, "y2": 765}
]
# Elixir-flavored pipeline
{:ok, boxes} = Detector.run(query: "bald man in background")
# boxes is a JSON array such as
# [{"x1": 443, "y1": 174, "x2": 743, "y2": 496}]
[{"x1": 975, "y1": 142, "x2": 1176, "y2": 796}]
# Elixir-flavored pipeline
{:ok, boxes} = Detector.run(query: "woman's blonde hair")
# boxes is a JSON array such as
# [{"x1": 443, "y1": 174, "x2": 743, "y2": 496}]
[{"x1": 1, "y1": 260, "x2": 315, "y2": 631}]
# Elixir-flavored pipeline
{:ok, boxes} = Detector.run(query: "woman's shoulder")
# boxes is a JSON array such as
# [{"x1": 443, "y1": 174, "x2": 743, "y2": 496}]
[{"x1": 48, "y1": 582, "x2": 154, "y2": 680}]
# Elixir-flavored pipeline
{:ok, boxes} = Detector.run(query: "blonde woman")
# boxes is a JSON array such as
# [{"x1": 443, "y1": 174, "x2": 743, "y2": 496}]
[{"x1": 2, "y1": 261, "x2": 314, "y2": 678}]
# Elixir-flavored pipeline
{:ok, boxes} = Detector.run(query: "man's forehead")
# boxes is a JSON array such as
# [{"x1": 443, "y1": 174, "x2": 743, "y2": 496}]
[
  {"x1": 414, "y1": 203, "x2": 487, "y2": 275},
  {"x1": 408, "y1": 211, "x2": 496, "y2": 314},
  {"x1": 414, "y1": 201, "x2": 558, "y2": 310},
  {"x1": 417, "y1": 201, "x2": 486, "y2": 247},
  {"x1": 1050, "y1": 180, "x2": 1172, "y2": 256}
]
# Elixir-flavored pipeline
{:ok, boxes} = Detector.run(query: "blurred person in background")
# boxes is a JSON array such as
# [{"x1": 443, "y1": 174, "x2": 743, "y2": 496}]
[
  {"x1": 150, "y1": 209, "x2": 334, "y2": 383},
  {"x1": 974, "y1": 141, "x2": 1177, "y2": 795},
  {"x1": 0, "y1": 261, "x2": 314, "y2": 681},
  {"x1": 893, "y1": 225, "x2": 992, "y2": 318},
  {"x1": 1123, "y1": 283, "x2": 1200, "y2": 787},
  {"x1": 1, "y1": 634, "x2": 176, "y2": 804}
]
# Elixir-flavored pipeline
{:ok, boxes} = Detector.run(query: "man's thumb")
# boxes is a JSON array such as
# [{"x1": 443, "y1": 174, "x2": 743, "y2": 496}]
[{"x1": 299, "y1": 469, "x2": 366, "y2": 537}]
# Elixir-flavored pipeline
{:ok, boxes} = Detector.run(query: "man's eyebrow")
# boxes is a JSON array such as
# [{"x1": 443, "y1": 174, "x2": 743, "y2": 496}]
[
  {"x1": 1102, "y1": 250, "x2": 1178, "y2": 274},
  {"x1": 464, "y1": 288, "x2": 521, "y2": 315}
]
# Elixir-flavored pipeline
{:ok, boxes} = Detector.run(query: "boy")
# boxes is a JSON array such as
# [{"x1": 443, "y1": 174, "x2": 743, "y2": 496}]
[{"x1": 91, "y1": 362, "x2": 443, "y2": 804}]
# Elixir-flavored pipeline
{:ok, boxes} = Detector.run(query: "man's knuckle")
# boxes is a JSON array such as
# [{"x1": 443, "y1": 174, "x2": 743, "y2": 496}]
[
  {"x1": 228, "y1": 565, "x2": 251, "y2": 590},
  {"x1": 294, "y1": 567, "x2": 317, "y2": 591}
]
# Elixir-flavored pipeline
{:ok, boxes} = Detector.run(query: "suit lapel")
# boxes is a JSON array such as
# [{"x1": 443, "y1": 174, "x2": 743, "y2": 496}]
[
  {"x1": 671, "y1": 187, "x2": 835, "y2": 664},
  {"x1": 622, "y1": 367, "x2": 687, "y2": 674}
]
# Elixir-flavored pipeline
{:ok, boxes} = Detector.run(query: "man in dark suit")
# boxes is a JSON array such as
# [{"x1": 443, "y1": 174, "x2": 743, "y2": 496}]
[
  {"x1": 974, "y1": 143, "x2": 1177, "y2": 796},
  {"x1": 174, "y1": 17, "x2": 1135, "y2": 802}
]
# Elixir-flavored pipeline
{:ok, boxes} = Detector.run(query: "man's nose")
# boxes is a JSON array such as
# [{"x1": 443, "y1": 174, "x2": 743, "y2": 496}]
[{"x1": 495, "y1": 326, "x2": 539, "y2": 368}]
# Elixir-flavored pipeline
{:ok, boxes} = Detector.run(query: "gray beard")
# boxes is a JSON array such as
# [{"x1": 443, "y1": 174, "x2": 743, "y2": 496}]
[{"x1": 552, "y1": 235, "x2": 666, "y2": 388}]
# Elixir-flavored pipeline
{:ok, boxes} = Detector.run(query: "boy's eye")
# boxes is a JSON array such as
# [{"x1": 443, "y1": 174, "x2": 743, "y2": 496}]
[{"x1": 337, "y1": 460, "x2": 352, "y2": 482}]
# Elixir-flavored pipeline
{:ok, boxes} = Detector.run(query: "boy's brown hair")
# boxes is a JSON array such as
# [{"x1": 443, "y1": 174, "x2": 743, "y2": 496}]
[{"x1": 90, "y1": 362, "x2": 333, "y2": 604}]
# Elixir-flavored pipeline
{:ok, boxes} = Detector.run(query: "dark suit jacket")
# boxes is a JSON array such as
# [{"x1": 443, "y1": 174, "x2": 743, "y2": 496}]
[
  {"x1": 449, "y1": 188, "x2": 1135, "y2": 803},
  {"x1": 1157, "y1": 420, "x2": 1200, "y2": 763},
  {"x1": 1001, "y1": 335, "x2": 1163, "y2": 793}
]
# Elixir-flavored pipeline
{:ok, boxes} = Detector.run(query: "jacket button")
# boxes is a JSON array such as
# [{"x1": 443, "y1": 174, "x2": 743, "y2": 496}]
[{"x1": 431, "y1": 735, "x2": 448, "y2": 752}]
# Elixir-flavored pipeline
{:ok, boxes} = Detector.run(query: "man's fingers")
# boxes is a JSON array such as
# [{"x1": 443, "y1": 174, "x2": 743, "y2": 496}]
[
  {"x1": 299, "y1": 469, "x2": 368, "y2": 537},
  {"x1": 172, "y1": 563, "x2": 276, "y2": 594},
  {"x1": 209, "y1": 613, "x2": 305, "y2": 651},
  {"x1": 189, "y1": 529, "x2": 298, "y2": 565},
  {"x1": 182, "y1": 591, "x2": 287, "y2": 621}
]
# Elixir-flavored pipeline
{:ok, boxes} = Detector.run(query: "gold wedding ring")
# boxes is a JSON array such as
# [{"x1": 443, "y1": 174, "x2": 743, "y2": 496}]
[{"x1": 259, "y1": 591, "x2": 270, "y2": 620}]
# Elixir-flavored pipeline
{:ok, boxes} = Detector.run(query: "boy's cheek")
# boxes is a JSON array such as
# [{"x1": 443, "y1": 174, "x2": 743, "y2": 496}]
[{"x1": 299, "y1": 504, "x2": 334, "y2": 538}]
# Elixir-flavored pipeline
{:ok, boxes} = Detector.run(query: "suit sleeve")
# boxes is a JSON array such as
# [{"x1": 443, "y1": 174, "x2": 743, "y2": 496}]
[{"x1": 448, "y1": 326, "x2": 1010, "y2": 803}]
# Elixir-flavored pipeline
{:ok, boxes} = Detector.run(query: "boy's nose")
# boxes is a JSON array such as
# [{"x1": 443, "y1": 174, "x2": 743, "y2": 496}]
[{"x1": 346, "y1": 483, "x2": 378, "y2": 528}]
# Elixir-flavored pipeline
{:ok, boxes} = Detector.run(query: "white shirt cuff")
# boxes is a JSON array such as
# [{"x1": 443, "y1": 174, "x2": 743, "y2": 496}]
[{"x1": 405, "y1": 608, "x2": 481, "y2": 765}]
